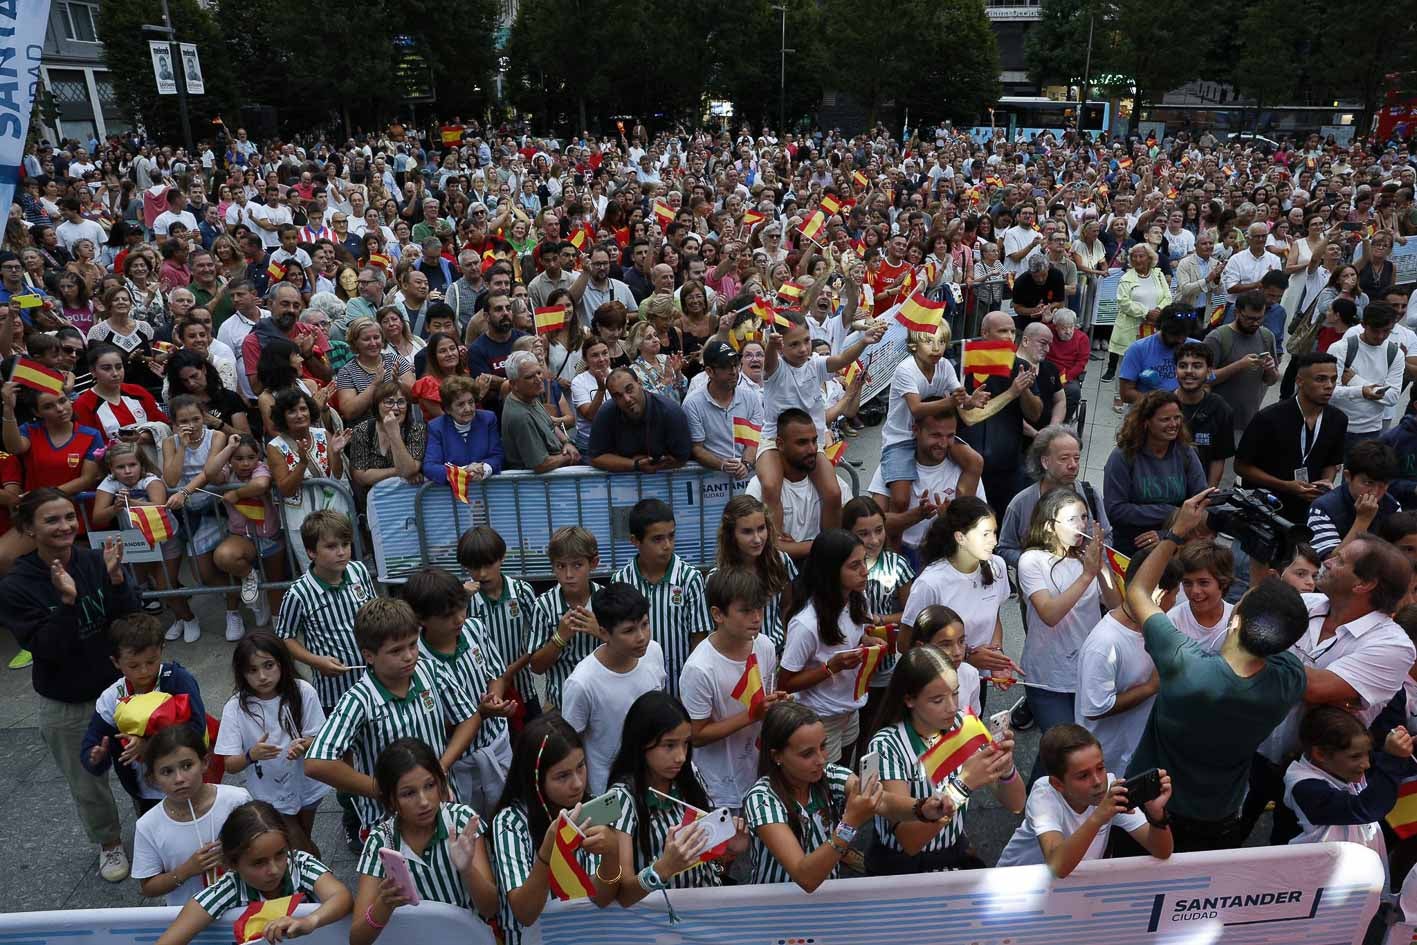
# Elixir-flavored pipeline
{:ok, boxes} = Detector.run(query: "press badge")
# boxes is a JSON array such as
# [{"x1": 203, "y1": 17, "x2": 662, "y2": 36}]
[{"x1": 1294, "y1": 468, "x2": 1310, "y2": 483}]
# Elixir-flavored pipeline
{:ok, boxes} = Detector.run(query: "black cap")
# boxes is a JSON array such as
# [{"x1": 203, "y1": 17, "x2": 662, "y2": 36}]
[{"x1": 701, "y1": 338, "x2": 739, "y2": 369}]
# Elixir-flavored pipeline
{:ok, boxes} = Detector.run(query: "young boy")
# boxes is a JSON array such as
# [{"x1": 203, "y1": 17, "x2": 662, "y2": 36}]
[
  {"x1": 459, "y1": 526, "x2": 539, "y2": 717},
  {"x1": 1166, "y1": 539, "x2": 1235, "y2": 652},
  {"x1": 610, "y1": 498, "x2": 710, "y2": 699},
  {"x1": 526, "y1": 526, "x2": 602, "y2": 710},
  {"x1": 305, "y1": 597, "x2": 481, "y2": 834},
  {"x1": 81, "y1": 614, "x2": 208, "y2": 811},
  {"x1": 403, "y1": 566, "x2": 515, "y2": 817},
  {"x1": 679, "y1": 570, "x2": 788, "y2": 810},
  {"x1": 560, "y1": 582, "x2": 667, "y2": 794},
  {"x1": 1173, "y1": 342, "x2": 1235, "y2": 488},
  {"x1": 270, "y1": 224, "x2": 313, "y2": 270},
  {"x1": 996, "y1": 724, "x2": 1173, "y2": 877}
]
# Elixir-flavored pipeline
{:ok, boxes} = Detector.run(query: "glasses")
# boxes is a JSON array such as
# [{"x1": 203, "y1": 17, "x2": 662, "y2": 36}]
[
  {"x1": 381, "y1": 398, "x2": 408, "y2": 408},
  {"x1": 60, "y1": 346, "x2": 84, "y2": 356}
]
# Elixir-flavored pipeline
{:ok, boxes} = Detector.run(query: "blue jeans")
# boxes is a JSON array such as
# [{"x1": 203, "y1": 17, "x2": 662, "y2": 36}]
[
  {"x1": 1024, "y1": 687, "x2": 1078, "y2": 785},
  {"x1": 879, "y1": 439, "x2": 918, "y2": 485}
]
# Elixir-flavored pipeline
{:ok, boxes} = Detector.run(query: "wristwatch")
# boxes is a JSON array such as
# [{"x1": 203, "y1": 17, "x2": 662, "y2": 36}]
[
  {"x1": 1157, "y1": 529, "x2": 1183, "y2": 545},
  {"x1": 832, "y1": 822, "x2": 857, "y2": 846}
]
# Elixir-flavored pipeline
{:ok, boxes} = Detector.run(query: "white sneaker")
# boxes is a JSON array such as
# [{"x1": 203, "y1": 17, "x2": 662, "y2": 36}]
[
  {"x1": 182, "y1": 618, "x2": 202, "y2": 644},
  {"x1": 225, "y1": 611, "x2": 246, "y2": 642},
  {"x1": 98, "y1": 845, "x2": 129, "y2": 882},
  {"x1": 164, "y1": 620, "x2": 182, "y2": 642},
  {"x1": 249, "y1": 591, "x2": 271, "y2": 627},
  {"x1": 240, "y1": 569, "x2": 260, "y2": 605}
]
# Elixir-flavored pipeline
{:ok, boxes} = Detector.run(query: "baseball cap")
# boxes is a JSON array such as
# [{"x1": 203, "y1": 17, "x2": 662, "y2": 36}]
[{"x1": 701, "y1": 338, "x2": 739, "y2": 369}]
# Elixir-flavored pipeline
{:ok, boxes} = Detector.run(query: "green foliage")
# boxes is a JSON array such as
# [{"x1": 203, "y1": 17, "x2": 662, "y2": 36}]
[{"x1": 710, "y1": 0, "x2": 828, "y2": 130}]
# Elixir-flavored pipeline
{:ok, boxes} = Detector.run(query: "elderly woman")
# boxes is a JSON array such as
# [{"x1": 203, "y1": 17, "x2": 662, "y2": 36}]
[
  {"x1": 422, "y1": 375, "x2": 503, "y2": 485},
  {"x1": 1102, "y1": 243, "x2": 1171, "y2": 383},
  {"x1": 335, "y1": 315, "x2": 415, "y2": 422},
  {"x1": 628, "y1": 318, "x2": 685, "y2": 400},
  {"x1": 348, "y1": 380, "x2": 427, "y2": 503},
  {"x1": 1047, "y1": 308, "x2": 1090, "y2": 423}
]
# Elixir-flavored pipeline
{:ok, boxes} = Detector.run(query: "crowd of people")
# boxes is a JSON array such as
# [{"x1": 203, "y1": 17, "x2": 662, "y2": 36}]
[{"x1": 3, "y1": 116, "x2": 1417, "y2": 942}]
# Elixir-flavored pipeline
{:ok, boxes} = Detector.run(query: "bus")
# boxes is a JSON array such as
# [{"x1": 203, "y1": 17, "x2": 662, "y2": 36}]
[{"x1": 967, "y1": 97, "x2": 1111, "y2": 144}]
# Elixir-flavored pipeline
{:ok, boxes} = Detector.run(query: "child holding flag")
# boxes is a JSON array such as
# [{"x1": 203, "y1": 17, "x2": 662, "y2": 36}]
[
  {"x1": 865, "y1": 647, "x2": 1022, "y2": 874},
  {"x1": 82, "y1": 614, "x2": 208, "y2": 813},
  {"x1": 204, "y1": 433, "x2": 286, "y2": 636},
  {"x1": 155, "y1": 799, "x2": 351, "y2": 945},
  {"x1": 778, "y1": 530, "x2": 886, "y2": 765}
]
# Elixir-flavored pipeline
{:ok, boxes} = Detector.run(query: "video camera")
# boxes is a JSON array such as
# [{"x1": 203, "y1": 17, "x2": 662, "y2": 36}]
[{"x1": 1206, "y1": 487, "x2": 1310, "y2": 566}]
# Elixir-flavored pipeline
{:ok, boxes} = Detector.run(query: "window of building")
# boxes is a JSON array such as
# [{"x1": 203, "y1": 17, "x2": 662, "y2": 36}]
[{"x1": 61, "y1": 2, "x2": 99, "y2": 43}]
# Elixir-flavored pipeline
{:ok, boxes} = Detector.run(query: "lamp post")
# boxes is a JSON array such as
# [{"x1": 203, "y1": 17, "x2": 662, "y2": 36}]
[
  {"x1": 773, "y1": 4, "x2": 793, "y2": 135},
  {"x1": 1077, "y1": 9, "x2": 1095, "y2": 140},
  {"x1": 142, "y1": 0, "x2": 193, "y2": 154}
]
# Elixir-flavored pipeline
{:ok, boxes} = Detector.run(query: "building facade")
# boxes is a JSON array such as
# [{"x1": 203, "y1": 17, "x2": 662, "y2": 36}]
[
  {"x1": 985, "y1": 0, "x2": 1042, "y2": 94},
  {"x1": 39, "y1": 0, "x2": 129, "y2": 145}
]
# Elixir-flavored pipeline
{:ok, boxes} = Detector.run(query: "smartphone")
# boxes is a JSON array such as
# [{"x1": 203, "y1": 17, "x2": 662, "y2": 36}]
[
  {"x1": 692, "y1": 807, "x2": 737, "y2": 850},
  {"x1": 1118, "y1": 768, "x2": 1162, "y2": 811},
  {"x1": 577, "y1": 790, "x2": 625, "y2": 829},
  {"x1": 1341, "y1": 222, "x2": 1364, "y2": 232},
  {"x1": 378, "y1": 848, "x2": 422, "y2": 906},
  {"x1": 989, "y1": 696, "x2": 1025, "y2": 740},
  {"x1": 859, "y1": 750, "x2": 881, "y2": 786}
]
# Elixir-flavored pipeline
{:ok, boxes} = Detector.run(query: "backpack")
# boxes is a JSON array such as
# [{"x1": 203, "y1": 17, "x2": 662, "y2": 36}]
[
  {"x1": 1214, "y1": 323, "x2": 1276, "y2": 366},
  {"x1": 1340, "y1": 338, "x2": 1400, "y2": 374}
]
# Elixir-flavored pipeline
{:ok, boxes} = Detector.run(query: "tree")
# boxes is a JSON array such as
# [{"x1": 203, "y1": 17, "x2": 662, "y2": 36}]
[
  {"x1": 710, "y1": 0, "x2": 828, "y2": 132},
  {"x1": 1320, "y1": 4, "x2": 1417, "y2": 128},
  {"x1": 1024, "y1": 0, "x2": 1097, "y2": 90},
  {"x1": 898, "y1": 0, "x2": 999, "y2": 126}
]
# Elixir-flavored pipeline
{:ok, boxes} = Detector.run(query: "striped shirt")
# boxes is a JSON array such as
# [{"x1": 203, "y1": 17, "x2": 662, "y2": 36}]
[
  {"x1": 609, "y1": 778, "x2": 722, "y2": 890},
  {"x1": 864, "y1": 551, "x2": 914, "y2": 686},
  {"x1": 492, "y1": 804, "x2": 601, "y2": 945},
  {"x1": 468, "y1": 577, "x2": 537, "y2": 704},
  {"x1": 275, "y1": 562, "x2": 377, "y2": 708},
  {"x1": 527, "y1": 584, "x2": 601, "y2": 709},
  {"x1": 419, "y1": 618, "x2": 510, "y2": 753},
  {"x1": 869, "y1": 720, "x2": 965, "y2": 855},
  {"x1": 193, "y1": 849, "x2": 329, "y2": 915},
  {"x1": 743, "y1": 763, "x2": 851, "y2": 885},
  {"x1": 708, "y1": 552, "x2": 797, "y2": 654},
  {"x1": 307, "y1": 660, "x2": 478, "y2": 829},
  {"x1": 610, "y1": 555, "x2": 711, "y2": 699},
  {"x1": 357, "y1": 803, "x2": 483, "y2": 908}
]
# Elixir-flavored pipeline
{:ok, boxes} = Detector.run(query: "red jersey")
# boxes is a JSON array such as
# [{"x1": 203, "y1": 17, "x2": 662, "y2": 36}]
[
  {"x1": 0, "y1": 450, "x2": 20, "y2": 533},
  {"x1": 73, "y1": 385, "x2": 168, "y2": 441},
  {"x1": 872, "y1": 258, "x2": 912, "y2": 307}
]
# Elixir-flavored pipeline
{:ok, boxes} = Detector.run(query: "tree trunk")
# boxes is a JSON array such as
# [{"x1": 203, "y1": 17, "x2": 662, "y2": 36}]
[{"x1": 578, "y1": 96, "x2": 588, "y2": 136}]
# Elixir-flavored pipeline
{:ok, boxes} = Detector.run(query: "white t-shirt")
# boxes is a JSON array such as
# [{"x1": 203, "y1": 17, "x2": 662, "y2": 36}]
[
  {"x1": 781, "y1": 602, "x2": 870, "y2": 716},
  {"x1": 995, "y1": 773, "x2": 1146, "y2": 868},
  {"x1": 762, "y1": 353, "x2": 829, "y2": 441},
  {"x1": 1018, "y1": 551, "x2": 1102, "y2": 693},
  {"x1": 745, "y1": 473, "x2": 849, "y2": 544},
  {"x1": 957, "y1": 660, "x2": 982, "y2": 717},
  {"x1": 1075, "y1": 613, "x2": 1155, "y2": 774},
  {"x1": 868, "y1": 457, "x2": 985, "y2": 550},
  {"x1": 1341, "y1": 322, "x2": 1417, "y2": 423},
  {"x1": 678, "y1": 634, "x2": 780, "y2": 808},
  {"x1": 560, "y1": 641, "x2": 667, "y2": 795},
  {"x1": 1003, "y1": 225, "x2": 1043, "y2": 277},
  {"x1": 153, "y1": 209, "x2": 199, "y2": 237},
  {"x1": 55, "y1": 217, "x2": 107, "y2": 255},
  {"x1": 570, "y1": 371, "x2": 602, "y2": 445},
  {"x1": 131, "y1": 784, "x2": 253, "y2": 905},
  {"x1": 902, "y1": 556, "x2": 1010, "y2": 654},
  {"x1": 881, "y1": 357, "x2": 962, "y2": 448},
  {"x1": 1166, "y1": 598, "x2": 1233, "y2": 653},
  {"x1": 212, "y1": 681, "x2": 331, "y2": 815}
]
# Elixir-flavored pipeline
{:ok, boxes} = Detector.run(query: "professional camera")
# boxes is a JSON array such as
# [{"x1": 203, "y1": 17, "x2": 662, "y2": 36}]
[{"x1": 1206, "y1": 487, "x2": 1311, "y2": 566}]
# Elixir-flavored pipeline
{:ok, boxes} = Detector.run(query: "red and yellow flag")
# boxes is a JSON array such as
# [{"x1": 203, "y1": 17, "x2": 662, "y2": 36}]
[
  {"x1": 825, "y1": 439, "x2": 847, "y2": 466},
  {"x1": 800, "y1": 210, "x2": 826, "y2": 243},
  {"x1": 842, "y1": 360, "x2": 862, "y2": 388},
  {"x1": 730, "y1": 652, "x2": 765, "y2": 716},
  {"x1": 11, "y1": 358, "x2": 66, "y2": 397},
  {"x1": 547, "y1": 815, "x2": 597, "y2": 901},
  {"x1": 732, "y1": 417, "x2": 761, "y2": 449},
  {"x1": 752, "y1": 295, "x2": 791, "y2": 329},
  {"x1": 534, "y1": 305, "x2": 568, "y2": 336},
  {"x1": 727, "y1": 326, "x2": 763, "y2": 352},
  {"x1": 820, "y1": 194, "x2": 843, "y2": 215},
  {"x1": 740, "y1": 209, "x2": 765, "y2": 227},
  {"x1": 852, "y1": 170, "x2": 869, "y2": 189},
  {"x1": 368, "y1": 252, "x2": 392, "y2": 271},
  {"x1": 865, "y1": 623, "x2": 898, "y2": 650},
  {"x1": 446, "y1": 463, "x2": 473, "y2": 505},
  {"x1": 569, "y1": 228, "x2": 588, "y2": 251},
  {"x1": 1389, "y1": 781, "x2": 1417, "y2": 839},
  {"x1": 233, "y1": 893, "x2": 304, "y2": 945},
  {"x1": 1207, "y1": 302, "x2": 1228, "y2": 328},
  {"x1": 114, "y1": 691, "x2": 192, "y2": 738},
  {"x1": 894, "y1": 293, "x2": 945, "y2": 333},
  {"x1": 853, "y1": 645, "x2": 884, "y2": 700},
  {"x1": 233, "y1": 498, "x2": 268, "y2": 523},
  {"x1": 652, "y1": 201, "x2": 675, "y2": 227},
  {"x1": 266, "y1": 259, "x2": 286, "y2": 282},
  {"x1": 777, "y1": 281, "x2": 805, "y2": 305},
  {"x1": 919, "y1": 714, "x2": 992, "y2": 786},
  {"x1": 962, "y1": 339, "x2": 1015, "y2": 379},
  {"x1": 1103, "y1": 546, "x2": 1130, "y2": 596},
  {"x1": 1118, "y1": 157, "x2": 1134, "y2": 171},
  {"x1": 440, "y1": 125, "x2": 464, "y2": 146},
  {"x1": 128, "y1": 505, "x2": 175, "y2": 547}
]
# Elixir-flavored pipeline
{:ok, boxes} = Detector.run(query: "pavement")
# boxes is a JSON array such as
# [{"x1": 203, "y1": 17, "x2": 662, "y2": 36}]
[{"x1": 0, "y1": 350, "x2": 1278, "y2": 910}]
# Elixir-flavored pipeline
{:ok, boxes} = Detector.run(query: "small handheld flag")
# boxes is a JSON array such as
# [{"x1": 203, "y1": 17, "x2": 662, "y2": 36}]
[
  {"x1": 842, "y1": 360, "x2": 862, "y2": 388},
  {"x1": 825, "y1": 440, "x2": 847, "y2": 466},
  {"x1": 547, "y1": 815, "x2": 598, "y2": 901},
  {"x1": 232, "y1": 498, "x2": 268, "y2": 523},
  {"x1": 732, "y1": 417, "x2": 762, "y2": 449},
  {"x1": 652, "y1": 201, "x2": 675, "y2": 227},
  {"x1": 534, "y1": 306, "x2": 568, "y2": 336},
  {"x1": 368, "y1": 253, "x2": 392, "y2": 271},
  {"x1": 777, "y1": 281, "x2": 805, "y2": 305},
  {"x1": 962, "y1": 339, "x2": 1016, "y2": 379},
  {"x1": 730, "y1": 653, "x2": 766, "y2": 716},
  {"x1": 852, "y1": 170, "x2": 869, "y2": 189},
  {"x1": 11, "y1": 358, "x2": 66, "y2": 397},
  {"x1": 865, "y1": 623, "x2": 899, "y2": 649},
  {"x1": 128, "y1": 505, "x2": 176, "y2": 547},
  {"x1": 1102, "y1": 545, "x2": 1130, "y2": 596},
  {"x1": 1388, "y1": 781, "x2": 1417, "y2": 839},
  {"x1": 233, "y1": 893, "x2": 304, "y2": 945},
  {"x1": 740, "y1": 209, "x2": 765, "y2": 227},
  {"x1": 569, "y1": 228, "x2": 588, "y2": 251},
  {"x1": 894, "y1": 294, "x2": 945, "y2": 333},
  {"x1": 800, "y1": 210, "x2": 826, "y2": 243},
  {"x1": 446, "y1": 463, "x2": 473, "y2": 505},
  {"x1": 266, "y1": 260, "x2": 286, "y2": 282},
  {"x1": 1207, "y1": 302, "x2": 1228, "y2": 328},
  {"x1": 854, "y1": 645, "x2": 883, "y2": 700},
  {"x1": 819, "y1": 194, "x2": 843, "y2": 215},
  {"x1": 114, "y1": 691, "x2": 193, "y2": 738},
  {"x1": 918, "y1": 714, "x2": 992, "y2": 785}
]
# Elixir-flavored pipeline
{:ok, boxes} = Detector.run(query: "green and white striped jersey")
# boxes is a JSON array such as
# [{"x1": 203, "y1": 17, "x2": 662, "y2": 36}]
[
  {"x1": 357, "y1": 802, "x2": 483, "y2": 909},
  {"x1": 743, "y1": 763, "x2": 851, "y2": 885}
]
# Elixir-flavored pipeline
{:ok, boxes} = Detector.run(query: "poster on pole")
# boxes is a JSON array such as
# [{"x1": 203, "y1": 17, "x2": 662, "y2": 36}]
[
  {"x1": 179, "y1": 43, "x2": 204, "y2": 95},
  {"x1": 149, "y1": 40, "x2": 177, "y2": 95},
  {"x1": 0, "y1": 0, "x2": 51, "y2": 217}
]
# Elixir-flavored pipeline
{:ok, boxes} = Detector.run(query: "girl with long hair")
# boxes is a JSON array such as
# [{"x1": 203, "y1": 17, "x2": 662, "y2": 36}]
[{"x1": 712, "y1": 495, "x2": 796, "y2": 652}]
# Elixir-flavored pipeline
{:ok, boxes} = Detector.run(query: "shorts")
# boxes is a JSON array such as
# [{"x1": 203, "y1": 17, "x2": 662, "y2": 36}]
[
  {"x1": 819, "y1": 709, "x2": 860, "y2": 766},
  {"x1": 254, "y1": 535, "x2": 283, "y2": 559},
  {"x1": 178, "y1": 506, "x2": 224, "y2": 557},
  {"x1": 879, "y1": 440, "x2": 917, "y2": 485}
]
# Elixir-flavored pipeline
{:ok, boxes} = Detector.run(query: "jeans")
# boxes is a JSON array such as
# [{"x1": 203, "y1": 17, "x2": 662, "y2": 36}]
[
  {"x1": 1345, "y1": 430, "x2": 1381, "y2": 456},
  {"x1": 39, "y1": 696, "x2": 122, "y2": 847},
  {"x1": 1168, "y1": 809, "x2": 1250, "y2": 852},
  {"x1": 1024, "y1": 688, "x2": 1077, "y2": 784}
]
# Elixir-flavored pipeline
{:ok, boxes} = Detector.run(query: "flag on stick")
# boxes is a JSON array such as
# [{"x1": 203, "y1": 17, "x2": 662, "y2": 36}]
[
  {"x1": 446, "y1": 464, "x2": 473, "y2": 505},
  {"x1": 128, "y1": 505, "x2": 175, "y2": 547},
  {"x1": 962, "y1": 339, "x2": 1015, "y2": 379},
  {"x1": 534, "y1": 306, "x2": 568, "y2": 336},
  {"x1": 113, "y1": 691, "x2": 192, "y2": 738},
  {"x1": 730, "y1": 653, "x2": 766, "y2": 716},
  {"x1": 854, "y1": 645, "x2": 883, "y2": 700},
  {"x1": 1389, "y1": 781, "x2": 1417, "y2": 839},
  {"x1": 233, "y1": 894, "x2": 304, "y2": 945},
  {"x1": 547, "y1": 815, "x2": 597, "y2": 901},
  {"x1": 10, "y1": 358, "x2": 66, "y2": 396},
  {"x1": 825, "y1": 440, "x2": 847, "y2": 466},
  {"x1": 732, "y1": 417, "x2": 762, "y2": 449},
  {"x1": 918, "y1": 714, "x2": 992, "y2": 785},
  {"x1": 894, "y1": 293, "x2": 945, "y2": 333}
]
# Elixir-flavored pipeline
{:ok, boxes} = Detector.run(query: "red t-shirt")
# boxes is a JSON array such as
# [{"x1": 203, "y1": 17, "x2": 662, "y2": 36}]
[
  {"x1": 73, "y1": 386, "x2": 168, "y2": 441},
  {"x1": 872, "y1": 258, "x2": 912, "y2": 307},
  {"x1": 0, "y1": 450, "x2": 20, "y2": 533}
]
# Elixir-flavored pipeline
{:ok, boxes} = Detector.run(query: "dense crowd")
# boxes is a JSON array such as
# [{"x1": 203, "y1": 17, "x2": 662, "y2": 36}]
[{"x1": 3, "y1": 118, "x2": 1417, "y2": 943}]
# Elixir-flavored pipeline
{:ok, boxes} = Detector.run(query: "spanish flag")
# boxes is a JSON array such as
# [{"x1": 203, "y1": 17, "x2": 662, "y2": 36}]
[
  {"x1": 114, "y1": 691, "x2": 192, "y2": 738},
  {"x1": 1207, "y1": 302, "x2": 1228, "y2": 328},
  {"x1": 128, "y1": 505, "x2": 176, "y2": 547},
  {"x1": 732, "y1": 417, "x2": 761, "y2": 449},
  {"x1": 368, "y1": 253, "x2": 392, "y2": 271},
  {"x1": 985, "y1": 175, "x2": 1003, "y2": 188},
  {"x1": 865, "y1": 623, "x2": 898, "y2": 649},
  {"x1": 727, "y1": 326, "x2": 762, "y2": 352},
  {"x1": 151, "y1": 340, "x2": 178, "y2": 356},
  {"x1": 266, "y1": 259, "x2": 286, "y2": 282},
  {"x1": 740, "y1": 209, "x2": 765, "y2": 227},
  {"x1": 842, "y1": 360, "x2": 862, "y2": 388},
  {"x1": 676, "y1": 806, "x2": 732, "y2": 869},
  {"x1": 569, "y1": 228, "x2": 588, "y2": 251},
  {"x1": 534, "y1": 305, "x2": 568, "y2": 336},
  {"x1": 918, "y1": 714, "x2": 992, "y2": 786},
  {"x1": 446, "y1": 463, "x2": 473, "y2": 505},
  {"x1": 547, "y1": 815, "x2": 597, "y2": 901},
  {"x1": 1103, "y1": 545, "x2": 1130, "y2": 596},
  {"x1": 233, "y1": 498, "x2": 268, "y2": 523},
  {"x1": 894, "y1": 294, "x2": 945, "y2": 333},
  {"x1": 440, "y1": 125, "x2": 464, "y2": 146},
  {"x1": 778, "y1": 281, "x2": 805, "y2": 304},
  {"x1": 1118, "y1": 157, "x2": 1134, "y2": 171},
  {"x1": 233, "y1": 893, "x2": 305, "y2": 945},
  {"x1": 652, "y1": 201, "x2": 675, "y2": 227},
  {"x1": 11, "y1": 358, "x2": 66, "y2": 397},
  {"x1": 753, "y1": 296, "x2": 791, "y2": 329},
  {"x1": 1098, "y1": 182, "x2": 1110, "y2": 197},
  {"x1": 852, "y1": 170, "x2": 869, "y2": 189},
  {"x1": 730, "y1": 653, "x2": 765, "y2": 715},
  {"x1": 1389, "y1": 781, "x2": 1417, "y2": 839},
  {"x1": 962, "y1": 339, "x2": 1015, "y2": 379},
  {"x1": 800, "y1": 210, "x2": 826, "y2": 243},
  {"x1": 820, "y1": 194, "x2": 843, "y2": 215},
  {"x1": 853, "y1": 645, "x2": 883, "y2": 700},
  {"x1": 825, "y1": 439, "x2": 847, "y2": 466}
]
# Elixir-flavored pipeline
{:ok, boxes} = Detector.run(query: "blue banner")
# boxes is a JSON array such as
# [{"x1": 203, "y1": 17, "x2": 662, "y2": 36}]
[{"x1": 0, "y1": 1, "x2": 51, "y2": 216}]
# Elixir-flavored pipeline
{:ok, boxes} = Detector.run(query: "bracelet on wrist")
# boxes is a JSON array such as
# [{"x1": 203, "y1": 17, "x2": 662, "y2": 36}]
[
  {"x1": 999, "y1": 767, "x2": 1018, "y2": 784},
  {"x1": 364, "y1": 905, "x2": 388, "y2": 930},
  {"x1": 594, "y1": 862, "x2": 622, "y2": 884},
  {"x1": 1145, "y1": 810, "x2": 1171, "y2": 829}
]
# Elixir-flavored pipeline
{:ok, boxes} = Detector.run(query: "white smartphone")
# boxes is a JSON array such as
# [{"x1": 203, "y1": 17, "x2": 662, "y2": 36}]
[
  {"x1": 378, "y1": 848, "x2": 421, "y2": 906},
  {"x1": 859, "y1": 750, "x2": 881, "y2": 786},
  {"x1": 989, "y1": 697, "x2": 1025, "y2": 741},
  {"x1": 693, "y1": 807, "x2": 737, "y2": 850}
]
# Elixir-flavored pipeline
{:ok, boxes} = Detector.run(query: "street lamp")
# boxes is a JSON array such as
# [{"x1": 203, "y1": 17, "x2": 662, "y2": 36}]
[{"x1": 772, "y1": 4, "x2": 793, "y2": 135}]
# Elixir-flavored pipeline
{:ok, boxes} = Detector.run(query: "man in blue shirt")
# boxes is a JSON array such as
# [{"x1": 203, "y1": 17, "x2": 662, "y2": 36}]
[{"x1": 1118, "y1": 308, "x2": 1191, "y2": 405}]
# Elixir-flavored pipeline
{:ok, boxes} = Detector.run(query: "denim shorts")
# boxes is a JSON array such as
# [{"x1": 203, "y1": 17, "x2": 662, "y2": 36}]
[{"x1": 879, "y1": 440, "x2": 918, "y2": 486}]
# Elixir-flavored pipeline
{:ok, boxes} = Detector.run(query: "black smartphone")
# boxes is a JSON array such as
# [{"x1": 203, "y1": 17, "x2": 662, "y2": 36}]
[
  {"x1": 1119, "y1": 768, "x2": 1161, "y2": 810},
  {"x1": 1341, "y1": 222, "x2": 1364, "y2": 232}
]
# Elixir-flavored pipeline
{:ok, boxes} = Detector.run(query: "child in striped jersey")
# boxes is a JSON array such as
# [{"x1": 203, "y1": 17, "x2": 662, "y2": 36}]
[
  {"x1": 154, "y1": 800, "x2": 351, "y2": 945},
  {"x1": 526, "y1": 526, "x2": 602, "y2": 710},
  {"x1": 351, "y1": 739, "x2": 499, "y2": 945},
  {"x1": 460, "y1": 526, "x2": 539, "y2": 721},
  {"x1": 404, "y1": 566, "x2": 516, "y2": 817}
]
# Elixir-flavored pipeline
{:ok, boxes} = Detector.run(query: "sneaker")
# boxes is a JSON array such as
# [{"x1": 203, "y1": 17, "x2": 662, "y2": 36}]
[
  {"x1": 250, "y1": 591, "x2": 271, "y2": 627},
  {"x1": 182, "y1": 618, "x2": 202, "y2": 644},
  {"x1": 8, "y1": 649, "x2": 33, "y2": 670},
  {"x1": 1010, "y1": 700, "x2": 1035, "y2": 731},
  {"x1": 239, "y1": 570, "x2": 260, "y2": 606},
  {"x1": 343, "y1": 817, "x2": 363, "y2": 854},
  {"x1": 98, "y1": 845, "x2": 129, "y2": 882},
  {"x1": 164, "y1": 620, "x2": 182, "y2": 642},
  {"x1": 225, "y1": 611, "x2": 246, "y2": 642},
  {"x1": 143, "y1": 598, "x2": 165, "y2": 614},
  {"x1": 1100, "y1": 368, "x2": 1116, "y2": 382},
  {"x1": 841, "y1": 423, "x2": 860, "y2": 438}
]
